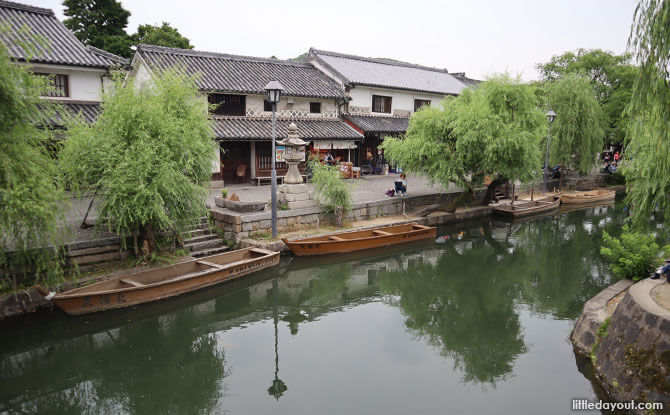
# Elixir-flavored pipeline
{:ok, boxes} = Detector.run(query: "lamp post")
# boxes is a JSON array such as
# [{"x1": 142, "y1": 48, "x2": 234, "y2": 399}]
[
  {"x1": 542, "y1": 110, "x2": 556, "y2": 194},
  {"x1": 264, "y1": 80, "x2": 284, "y2": 239}
]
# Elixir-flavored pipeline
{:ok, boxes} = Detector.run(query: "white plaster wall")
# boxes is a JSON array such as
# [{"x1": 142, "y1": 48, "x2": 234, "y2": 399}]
[
  {"x1": 28, "y1": 63, "x2": 106, "y2": 101},
  {"x1": 349, "y1": 86, "x2": 448, "y2": 114},
  {"x1": 132, "y1": 60, "x2": 154, "y2": 90},
  {"x1": 305, "y1": 57, "x2": 347, "y2": 89},
  {"x1": 245, "y1": 94, "x2": 337, "y2": 114}
]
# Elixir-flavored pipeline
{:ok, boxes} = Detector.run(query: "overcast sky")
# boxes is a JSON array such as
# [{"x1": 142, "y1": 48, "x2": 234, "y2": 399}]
[{"x1": 28, "y1": 0, "x2": 637, "y2": 81}]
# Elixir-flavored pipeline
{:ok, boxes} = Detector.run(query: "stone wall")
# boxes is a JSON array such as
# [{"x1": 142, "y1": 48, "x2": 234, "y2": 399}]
[
  {"x1": 210, "y1": 190, "x2": 489, "y2": 244},
  {"x1": 572, "y1": 278, "x2": 670, "y2": 413}
]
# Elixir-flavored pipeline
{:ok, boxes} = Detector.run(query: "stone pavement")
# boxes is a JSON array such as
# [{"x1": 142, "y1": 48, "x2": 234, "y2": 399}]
[
  {"x1": 58, "y1": 173, "x2": 450, "y2": 244},
  {"x1": 206, "y1": 173, "x2": 451, "y2": 206}
]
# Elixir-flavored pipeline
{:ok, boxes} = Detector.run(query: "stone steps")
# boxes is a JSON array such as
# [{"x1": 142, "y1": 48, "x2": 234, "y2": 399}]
[{"x1": 182, "y1": 216, "x2": 228, "y2": 258}]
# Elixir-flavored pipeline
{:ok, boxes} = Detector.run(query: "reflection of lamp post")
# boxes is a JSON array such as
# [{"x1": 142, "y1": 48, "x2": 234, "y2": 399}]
[
  {"x1": 264, "y1": 81, "x2": 284, "y2": 239},
  {"x1": 267, "y1": 278, "x2": 287, "y2": 400},
  {"x1": 542, "y1": 110, "x2": 557, "y2": 194}
]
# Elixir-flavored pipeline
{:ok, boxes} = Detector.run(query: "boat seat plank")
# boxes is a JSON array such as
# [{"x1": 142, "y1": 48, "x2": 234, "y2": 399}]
[
  {"x1": 119, "y1": 278, "x2": 144, "y2": 288},
  {"x1": 373, "y1": 230, "x2": 392, "y2": 236},
  {"x1": 196, "y1": 260, "x2": 225, "y2": 269},
  {"x1": 328, "y1": 236, "x2": 345, "y2": 241}
]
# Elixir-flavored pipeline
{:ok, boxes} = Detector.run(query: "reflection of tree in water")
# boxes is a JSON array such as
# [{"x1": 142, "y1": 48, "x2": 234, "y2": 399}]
[
  {"x1": 377, "y1": 243, "x2": 527, "y2": 386},
  {"x1": 1, "y1": 307, "x2": 229, "y2": 414},
  {"x1": 94, "y1": 308, "x2": 229, "y2": 414}
]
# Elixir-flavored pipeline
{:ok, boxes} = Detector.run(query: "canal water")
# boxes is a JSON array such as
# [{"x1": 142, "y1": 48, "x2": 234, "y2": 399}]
[{"x1": 0, "y1": 202, "x2": 640, "y2": 414}]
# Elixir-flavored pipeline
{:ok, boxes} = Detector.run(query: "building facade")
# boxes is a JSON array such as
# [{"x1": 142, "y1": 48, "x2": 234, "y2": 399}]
[
  {"x1": 132, "y1": 45, "x2": 363, "y2": 182},
  {"x1": 0, "y1": 0, "x2": 128, "y2": 125},
  {"x1": 305, "y1": 49, "x2": 474, "y2": 165}
]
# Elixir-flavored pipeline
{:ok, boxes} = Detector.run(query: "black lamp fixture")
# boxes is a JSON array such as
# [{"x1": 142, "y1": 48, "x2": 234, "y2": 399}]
[{"x1": 264, "y1": 80, "x2": 285, "y2": 239}]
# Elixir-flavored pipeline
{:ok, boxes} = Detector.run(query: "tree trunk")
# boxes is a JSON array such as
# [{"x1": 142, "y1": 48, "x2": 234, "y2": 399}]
[
  {"x1": 335, "y1": 207, "x2": 343, "y2": 228},
  {"x1": 483, "y1": 178, "x2": 506, "y2": 205},
  {"x1": 141, "y1": 223, "x2": 157, "y2": 254}
]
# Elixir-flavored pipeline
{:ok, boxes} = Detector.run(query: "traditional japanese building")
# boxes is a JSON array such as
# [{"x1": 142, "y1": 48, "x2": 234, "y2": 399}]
[
  {"x1": 132, "y1": 45, "x2": 364, "y2": 182},
  {"x1": 305, "y1": 49, "x2": 475, "y2": 165},
  {"x1": 0, "y1": 0, "x2": 128, "y2": 126}
]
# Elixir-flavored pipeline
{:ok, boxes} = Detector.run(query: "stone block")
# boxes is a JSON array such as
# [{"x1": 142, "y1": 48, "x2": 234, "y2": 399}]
[
  {"x1": 260, "y1": 220, "x2": 272, "y2": 229},
  {"x1": 283, "y1": 184, "x2": 310, "y2": 194}
]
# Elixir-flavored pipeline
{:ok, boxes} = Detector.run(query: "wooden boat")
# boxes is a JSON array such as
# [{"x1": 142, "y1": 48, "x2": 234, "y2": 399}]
[
  {"x1": 37, "y1": 247, "x2": 279, "y2": 315},
  {"x1": 561, "y1": 189, "x2": 616, "y2": 204},
  {"x1": 282, "y1": 223, "x2": 436, "y2": 256},
  {"x1": 492, "y1": 194, "x2": 561, "y2": 218}
]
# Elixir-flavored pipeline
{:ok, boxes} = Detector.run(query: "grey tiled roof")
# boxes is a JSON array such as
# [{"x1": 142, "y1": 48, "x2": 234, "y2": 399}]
[
  {"x1": 0, "y1": 0, "x2": 128, "y2": 68},
  {"x1": 344, "y1": 114, "x2": 409, "y2": 134},
  {"x1": 212, "y1": 117, "x2": 363, "y2": 141},
  {"x1": 39, "y1": 101, "x2": 100, "y2": 126},
  {"x1": 450, "y1": 72, "x2": 481, "y2": 88},
  {"x1": 309, "y1": 48, "x2": 466, "y2": 96},
  {"x1": 137, "y1": 45, "x2": 348, "y2": 99}
]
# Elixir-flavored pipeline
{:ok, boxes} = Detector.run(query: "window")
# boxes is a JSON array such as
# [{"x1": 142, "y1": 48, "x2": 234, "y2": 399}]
[
  {"x1": 372, "y1": 95, "x2": 392, "y2": 113},
  {"x1": 414, "y1": 99, "x2": 431, "y2": 111},
  {"x1": 264, "y1": 100, "x2": 272, "y2": 112},
  {"x1": 310, "y1": 102, "x2": 321, "y2": 113},
  {"x1": 208, "y1": 94, "x2": 246, "y2": 116},
  {"x1": 36, "y1": 73, "x2": 68, "y2": 97}
]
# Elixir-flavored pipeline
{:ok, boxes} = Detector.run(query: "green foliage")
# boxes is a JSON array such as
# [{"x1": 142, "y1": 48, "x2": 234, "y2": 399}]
[
  {"x1": 0, "y1": 41, "x2": 65, "y2": 289},
  {"x1": 597, "y1": 317, "x2": 611, "y2": 338},
  {"x1": 220, "y1": 188, "x2": 228, "y2": 198},
  {"x1": 63, "y1": 0, "x2": 134, "y2": 59},
  {"x1": 382, "y1": 74, "x2": 544, "y2": 195},
  {"x1": 536, "y1": 49, "x2": 637, "y2": 143},
  {"x1": 308, "y1": 157, "x2": 352, "y2": 224},
  {"x1": 135, "y1": 22, "x2": 193, "y2": 49},
  {"x1": 600, "y1": 226, "x2": 659, "y2": 280},
  {"x1": 544, "y1": 74, "x2": 605, "y2": 173},
  {"x1": 60, "y1": 68, "x2": 215, "y2": 252},
  {"x1": 624, "y1": 0, "x2": 670, "y2": 226}
]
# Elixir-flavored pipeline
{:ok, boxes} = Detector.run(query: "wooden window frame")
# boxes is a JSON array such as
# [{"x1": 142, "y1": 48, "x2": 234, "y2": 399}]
[
  {"x1": 372, "y1": 95, "x2": 392, "y2": 113},
  {"x1": 208, "y1": 93, "x2": 246, "y2": 116},
  {"x1": 310, "y1": 102, "x2": 321, "y2": 114},
  {"x1": 414, "y1": 99, "x2": 431, "y2": 111},
  {"x1": 36, "y1": 73, "x2": 69, "y2": 97}
]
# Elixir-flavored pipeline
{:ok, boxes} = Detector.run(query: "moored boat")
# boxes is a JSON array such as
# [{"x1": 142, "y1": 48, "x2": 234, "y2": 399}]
[
  {"x1": 492, "y1": 194, "x2": 561, "y2": 218},
  {"x1": 37, "y1": 247, "x2": 279, "y2": 315},
  {"x1": 561, "y1": 189, "x2": 616, "y2": 204},
  {"x1": 282, "y1": 223, "x2": 436, "y2": 256}
]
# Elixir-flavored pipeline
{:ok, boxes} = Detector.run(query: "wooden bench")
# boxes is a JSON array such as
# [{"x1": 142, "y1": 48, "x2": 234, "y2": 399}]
[
  {"x1": 196, "y1": 260, "x2": 225, "y2": 269},
  {"x1": 120, "y1": 278, "x2": 144, "y2": 288},
  {"x1": 254, "y1": 174, "x2": 308, "y2": 186}
]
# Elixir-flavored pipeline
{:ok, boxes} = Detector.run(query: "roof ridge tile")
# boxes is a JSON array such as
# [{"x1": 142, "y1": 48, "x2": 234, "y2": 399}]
[{"x1": 0, "y1": 0, "x2": 53, "y2": 16}]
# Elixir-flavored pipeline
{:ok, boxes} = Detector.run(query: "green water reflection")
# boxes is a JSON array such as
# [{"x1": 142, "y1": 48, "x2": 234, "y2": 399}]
[{"x1": 0, "y1": 201, "x2": 650, "y2": 414}]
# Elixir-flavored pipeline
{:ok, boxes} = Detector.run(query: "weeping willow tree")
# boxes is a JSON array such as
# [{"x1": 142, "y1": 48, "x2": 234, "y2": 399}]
[
  {"x1": 544, "y1": 74, "x2": 605, "y2": 177},
  {"x1": 382, "y1": 74, "x2": 544, "y2": 204},
  {"x1": 624, "y1": 0, "x2": 670, "y2": 224},
  {"x1": 0, "y1": 41, "x2": 65, "y2": 290},
  {"x1": 60, "y1": 69, "x2": 215, "y2": 256}
]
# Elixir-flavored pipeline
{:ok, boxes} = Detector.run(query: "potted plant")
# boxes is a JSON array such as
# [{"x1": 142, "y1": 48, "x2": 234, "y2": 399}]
[{"x1": 220, "y1": 188, "x2": 228, "y2": 199}]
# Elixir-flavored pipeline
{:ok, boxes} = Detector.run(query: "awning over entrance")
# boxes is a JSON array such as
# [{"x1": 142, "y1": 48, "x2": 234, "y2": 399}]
[
  {"x1": 313, "y1": 140, "x2": 357, "y2": 150},
  {"x1": 344, "y1": 114, "x2": 409, "y2": 134},
  {"x1": 212, "y1": 117, "x2": 364, "y2": 142}
]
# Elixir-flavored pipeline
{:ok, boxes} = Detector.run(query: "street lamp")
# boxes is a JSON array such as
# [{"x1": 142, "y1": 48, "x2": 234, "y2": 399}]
[
  {"x1": 542, "y1": 110, "x2": 556, "y2": 194},
  {"x1": 264, "y1": 80, "x2": 284, "y2": 239}
]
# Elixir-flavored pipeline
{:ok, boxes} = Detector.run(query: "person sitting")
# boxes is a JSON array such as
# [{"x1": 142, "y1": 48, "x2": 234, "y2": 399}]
[
  {"x1": 324, "y1": 152, "x2": 335, "y2": 166},
  {"x1": 394, "y1": 173, "x2": 407, "y2": 196},
  {"x1": 652, "y1": 259, "x2": 670, "y2": 281}
]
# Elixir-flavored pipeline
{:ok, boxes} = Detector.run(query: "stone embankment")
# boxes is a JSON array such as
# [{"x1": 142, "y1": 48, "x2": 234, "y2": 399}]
[{"x1": 572, "y1": 278, "x2": 670, "y2": 413}]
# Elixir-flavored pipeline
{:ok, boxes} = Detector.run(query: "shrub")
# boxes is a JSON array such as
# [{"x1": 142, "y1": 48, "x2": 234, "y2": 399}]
[
  {"x1": 220, "y1": 188, "x2": 228, "y2": 198},
  {"x1": 600, "y1": 226, "x2": 659, "y2": 280},
  {"x1": 308, "y1": 157, "x2": 352, "y2": 227}
]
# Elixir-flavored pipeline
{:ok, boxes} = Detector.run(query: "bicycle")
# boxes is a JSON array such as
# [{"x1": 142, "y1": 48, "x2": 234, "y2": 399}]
[{"x1": 360, "y1": 158, "x2": 384, "y2": 176}]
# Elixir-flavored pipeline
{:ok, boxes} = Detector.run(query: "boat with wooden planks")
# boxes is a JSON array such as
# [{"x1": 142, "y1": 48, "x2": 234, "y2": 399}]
[
  {"x1": 37, "y1": 247, "x2": 279, "y2": 315},
  {"x1": 282, "y1": 223, "x2": 437, "y2": 256},
  {"x1": 561, "y1": 189, "x2": 616, "y2": 204},
  {"x1": 492, "y1": 194, "x2": 561, "y2": 218}
]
